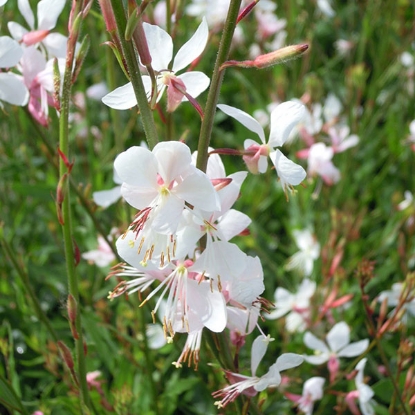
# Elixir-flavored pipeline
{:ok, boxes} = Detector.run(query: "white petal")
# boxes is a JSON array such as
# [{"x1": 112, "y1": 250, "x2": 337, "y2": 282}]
[
  {"x1": 153, "y1": 141, "x2": 192, "y2": 184},
  {"x1": 20, "y1": 46, "x2": 46, "y2": 87},
  {"x1": 188, "y1": 282, "x2": 227, "y2": 332},
  {"x1": 275, "y1": 353, "x2": 304, "y2": 371},
  {"x1": 0, "y1": 73, "x2": 29, "y2": 106},
  {"x1": 178, "y1": 71, "x2": 210, "y2": 100},
  {"x1": 114, "y1": 146, "x2": 158, "y2": 188},
  {"x1": 303, "y1": 354, "x2": 329, "y2": 365},
  {"x1": 0, "y1": 36, "x2": 23, "y2": 67},
  {"x1": 143, "y1": 22, "x2": 173, "y2": 71},
  {"x1": 338, "y1": 339, "x2": 369, "y2": 357},
  {"x1": 303, "y1": 377, "x2": 325, "y2": 400},
  {"x1": 216, "y1": 209, "x2": 251, "y2": 241},
  {"x1": 268, "y1": 101, "x2": 305, "y2": 147},
  {"x1": 173, "y1": 17, "x2": 208, "y2": 72},
  {"x1": 0, "y1": 0, "x2": 8, "y2": 6},
  {"x1": 251, "y1": 335, "x2": 268, "y2": 376},
  {"x1": 152, "y1": 194, "x2": 184, "y2": 234},
  {"x1": 7, "y1": 22, "x2": 28, "y2": 42},
  {"x1": 37, "y1": 0, "x2": 66, "y2": 31},
  {"x1": 359, "y1": 383, "x2": 375, "y2": 403},
  {"x1": 327, "y1": 321, "x2": 350, "y2": 352},
  {"x1": 93, "y1": 186, "x2": 122, "y2": 208},
  {"x1": 218, "y1": 104, "x2": 266, "y2": 143},
  {"x1": 303, "y1": 331, "x2": 329, "y2": 354},
  {"x1": 120, "y1": 183, "x2": 158, "y2": 210},
  {"x1": 18, "y1": 0, "x2": 34, "y2": 29},
  {"x1": 43, "y1": 32, "x2": 68, "y2": 58},
  {"x1": 175, "y1": 168, "x2": 220, "y2": 211},
  {"x1": 270, "y1": 149, "x2": 306, "y2": 186},
  {"x1": 102, "y1": 82, "x2": 137, "y2": 110}
]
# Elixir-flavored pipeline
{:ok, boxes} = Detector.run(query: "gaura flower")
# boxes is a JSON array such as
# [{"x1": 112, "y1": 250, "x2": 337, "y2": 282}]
[
  {"x1": 0, "y1": 36, "x2": 29, "y2": 107},
  {"x1": 303, "y1": 321, "x2": 369, "y2": 382},
  {"x1": 285, "y1": 376, "x2": 325, "y2": 415},
  {"x1": 217, "y1": 101, "x2": 306, "y2": 193},
  {"x1": 8, "y1": 0, "x2": 67, "y2": 58},
  {"x1": 102, "y1": 18, "x2": 210, "y2": 112},
  {"x1": 345, "y1": 358, "x2": 377, "y2": 415},
  {"x1": 213, "y1": 334, "x2": 304, "y2": 408}
]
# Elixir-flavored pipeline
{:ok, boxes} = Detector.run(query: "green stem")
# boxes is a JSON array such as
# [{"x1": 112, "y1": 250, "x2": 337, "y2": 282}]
[
  {"x1": 59, "y1": 2, "x2": 93, "y2": 412},
  {"x1": 23, "y1": 109, "x2": 118, "y2": 258},
  {"x1": 0, "y1": 232, "x2": 59, "y2": 344},
  {"x1": 196, "y1": 0, "x2": 242, "y2": 173},
  {"x1": 110, "y1": 0, "x2": 158, "y2": 149}
]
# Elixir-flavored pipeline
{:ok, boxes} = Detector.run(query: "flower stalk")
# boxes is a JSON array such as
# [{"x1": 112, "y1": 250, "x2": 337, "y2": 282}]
[
  {"x1": 109, "y1": 0, "x2": 159, "y2": 149},
  {"x1": 58, "y1": 1, "x2": 94, "y2": 412},
  {"x1": 196, "y1": 0, "x2": 243, "y2": 173}
]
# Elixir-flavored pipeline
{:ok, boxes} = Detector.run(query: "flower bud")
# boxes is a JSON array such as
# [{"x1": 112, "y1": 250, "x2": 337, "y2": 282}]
[{"x1": 221, "y1": 44, "x2": 309, "y2": 70}]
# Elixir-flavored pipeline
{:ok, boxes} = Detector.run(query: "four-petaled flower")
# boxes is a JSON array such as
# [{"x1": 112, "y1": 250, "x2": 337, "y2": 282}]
[
  {"x1": 102, "y1": 18, "x2": 210, "y2": 112},
  {"x1": 218, "y1": 101, "x2": 306, "y2": 193}
]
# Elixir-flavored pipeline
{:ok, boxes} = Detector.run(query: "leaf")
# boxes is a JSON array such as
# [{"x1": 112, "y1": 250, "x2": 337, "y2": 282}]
[{"x1": 0, "y1": 375, "x2": 28, "y2": 414}]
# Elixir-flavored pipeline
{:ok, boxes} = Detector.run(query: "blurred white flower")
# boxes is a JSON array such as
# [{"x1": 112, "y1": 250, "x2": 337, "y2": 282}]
[
  {"x1": 286, "y1": 229, "x2": 320, "y2": 276},
  {"x1": 266, "y1": 279, "x2": 316, "y2": 333}
]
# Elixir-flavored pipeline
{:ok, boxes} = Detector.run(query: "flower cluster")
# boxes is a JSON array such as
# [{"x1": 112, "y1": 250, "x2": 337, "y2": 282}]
[{"x1": 1, "y1": 0, "x2": 67, "y2": 124}]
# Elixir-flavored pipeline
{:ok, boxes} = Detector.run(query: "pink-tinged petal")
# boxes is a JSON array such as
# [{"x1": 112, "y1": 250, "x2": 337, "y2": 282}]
[
  {"x1": 270, "y1": 149, "x2": 306, "y2": 186},
  {"x1": 143, "y1": 23, "x2": 173, "y2": 71},
  {"x1": 304, "y1": 332, "x2": 329, "y2": 354},
  {"x1": 93, "y1": 186, "x2": 121, "y2": 208},
  {"x1": 42, "y1": 32, "x2": 67, "y2": 58},
  {"x1": 175, "y1": 168, "x2": 220, "y2": 211},
  {"x1": 153, "y1": 141, "x2": 193, "y2": 184},
  {"x1": 327, "y1": 321, "x2": 350, "y2": 352},
  {"x1": 7, "y1": 22, "x2": 28, "y2": 42},
  {"x1": 338, "y1": 339, "x2": 369, "y2": 357},
  {"x1": 37, "y1": 0, "x2": 65, "y2": 31},
  {"x1": 0, "y1": 73, "x2": 29, "y2": 106},
  {"x1": 18, "y1": 0, "x2": 35, "y2": 29},
  {"x1": 151, "y1": 194, "x2": 184, "y2": 234},
  {"x1": 120, "y1": 183, "x2": 158, "y2": 210},
  {"x1": 251, "y1": 336, "x2": 268, "y2": 376},
  {"x1": 0, "y1": 36, "x2": 23, "y2": 67},
  {"x1": 218, "y1": 104, "x2": 266, "y2": 143},
  {"x1": 102, "y1": 83, "x2": 137, "y2": 110},
  {"x1": 173, "y1": 17, "x2": 208, "y2": 72},
  {"x1": 114, "y1": 146, "x2": 158, "y2": 188},
  {"x1": 188, "y1": 281, "x2": 227, "y2": 332},
  {"x1": 177, "y1": 71, "x2": 210, "y2": 100},
  {"x1": 20, "y1": 46, "x2": 46, "y2": 86},
  {"x1": 269, "y1": 101, "x2": 305, "y2": 147}
]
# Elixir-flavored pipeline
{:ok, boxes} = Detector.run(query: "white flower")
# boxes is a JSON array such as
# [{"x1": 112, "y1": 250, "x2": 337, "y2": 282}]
[
  {"x1": 186, "y1": 0, "x2": 231, "y2": 28},
  {"x1": 286, "y1": 376, "x2": 325, "y2": 415},
  {"x1": 8, "y1": 0, "x2": 67, "y2": 58},
  {"x1": 304, "y1": 322, "x2": 369, "y2": 382},
  {"x1": 378, "y1": 282, "x2": 415, "y2": 320},
  {"x1": 307, "y1": 142, "x2": 341, "y2": 185},
  {"x1": 82, "y1": 235, "x2": 116, "y2": 268},
  {"x1": 218, "y1": 101, "x2": 306, "y2": 192},
  {"x1": 346, "y1": 358, "x2": 376, "y2": 415},
  {"x1": 213, "y1": 334, "x2": 304, "y2": 408},
  {"x1": 286, "y1": 230, "x2": 320, "y2": 276},
  {"x1": 0, "y1": 36, "x2": 29, "y2": 107},
  {"x1": 266, "y1": 279, "x2": 316, "y2": 332},
  {"x1": 102, "y1": 18, "x2": 210, "y2": 111}
]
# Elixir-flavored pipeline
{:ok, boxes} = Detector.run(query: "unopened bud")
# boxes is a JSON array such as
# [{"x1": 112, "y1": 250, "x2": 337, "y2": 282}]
[
  {"x1": 98, "y1": 0, "x2": 117, "y2": 33},
  {"x1": 237, "y1": 0, "x2": 259, "y2": 24},
  {"x1": 221, "y1": 44, "x2": 309, "y2": 70},
  {"x1": 132, "y1": 19, "x2": 152, "y2": 67},
  {"x1": 57, "y1": 341, "x2": 74, "y2": 370}
]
